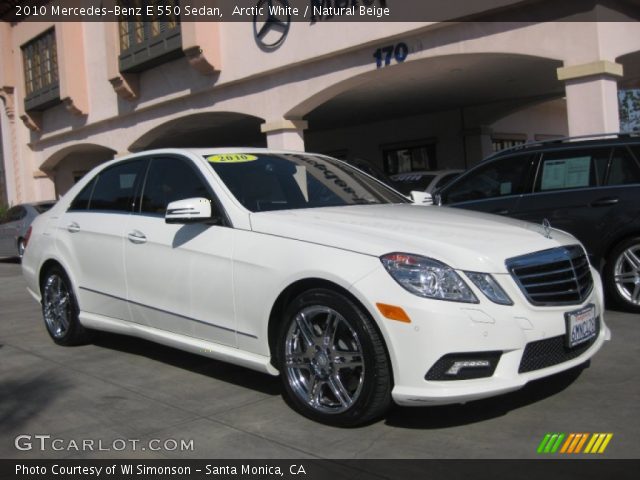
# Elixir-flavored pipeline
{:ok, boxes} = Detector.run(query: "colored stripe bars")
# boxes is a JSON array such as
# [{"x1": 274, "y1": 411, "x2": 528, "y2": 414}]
[{"x1": 537, "y1": 433, "x2": 613, "y2": 454}]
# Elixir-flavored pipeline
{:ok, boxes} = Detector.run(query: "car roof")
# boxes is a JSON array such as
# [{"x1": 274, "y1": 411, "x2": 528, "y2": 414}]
[{"x1": 486, "y1": 132, "x2": 640, "y2": 162}]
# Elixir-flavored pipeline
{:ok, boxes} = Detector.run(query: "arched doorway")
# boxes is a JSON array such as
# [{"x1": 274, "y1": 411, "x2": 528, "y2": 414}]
[
  {"x1": 294, "y1": 53, "x2": 564, "y2": 170},
  {"x1": 42, "y1": 144, "x2": 116, "y2": 197},
  {"x1": 128, "y1": 112, "x2": 266, "y2": 152}
]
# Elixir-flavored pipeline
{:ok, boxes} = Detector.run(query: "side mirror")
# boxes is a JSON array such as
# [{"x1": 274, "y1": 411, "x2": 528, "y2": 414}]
[
  {"x1": 165, "y1": 197, "x2": 213, "y2": 224},
  {"x1": 410, "y1": 191, "x2": 433, "y2": 205}
]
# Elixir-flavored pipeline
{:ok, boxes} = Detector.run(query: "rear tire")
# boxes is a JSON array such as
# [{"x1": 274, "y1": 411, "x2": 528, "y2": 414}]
[
  {"x1": 604, "y1": 237, "x2": 640, "y2": 313},
  {"x1": 41, "y1": 265, "x2": 93, "y2": 345},
  {"x1": 277, "y1": 288, "x2": 392, "y2": 426}
]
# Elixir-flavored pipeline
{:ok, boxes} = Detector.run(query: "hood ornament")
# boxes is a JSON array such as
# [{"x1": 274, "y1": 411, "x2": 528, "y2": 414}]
[{"x1": 542, "y1": 218, "x2": 552, "y2": 239}]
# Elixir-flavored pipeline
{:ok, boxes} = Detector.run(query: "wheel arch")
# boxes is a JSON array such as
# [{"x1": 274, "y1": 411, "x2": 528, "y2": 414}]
[
  {"x1": 602, "y1": 232, "x2": 640, "y2": 311},
  {"x1": 601, "y1": 230, "x2": 640, "y2": 270},
  {"x1": 266, "y1": 277, "x2": 393, "y2": 380},
  {"x1": 39, "y1": 258, "x2": 74, "y2": 293}
]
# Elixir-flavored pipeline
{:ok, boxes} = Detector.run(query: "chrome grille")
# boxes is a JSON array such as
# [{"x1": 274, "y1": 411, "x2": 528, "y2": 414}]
[{"x1": 506, "y1": 245, "x2": 593, "y2": 306}]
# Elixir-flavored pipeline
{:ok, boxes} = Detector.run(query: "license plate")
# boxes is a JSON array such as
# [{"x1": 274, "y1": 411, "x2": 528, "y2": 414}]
[{"x1": 565, "y1": 304, "x2": 597, "y2": 348}]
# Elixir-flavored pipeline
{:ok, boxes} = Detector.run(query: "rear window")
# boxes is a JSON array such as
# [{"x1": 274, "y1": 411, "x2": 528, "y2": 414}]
[{"x1": 606, "y1": 147, "x2": 640, "y2": 185}]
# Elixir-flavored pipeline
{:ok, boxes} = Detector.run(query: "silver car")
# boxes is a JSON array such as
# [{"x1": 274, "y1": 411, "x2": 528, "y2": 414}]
[{"x1": 0, "y1": 202, "x2": 55, "y2": 258}]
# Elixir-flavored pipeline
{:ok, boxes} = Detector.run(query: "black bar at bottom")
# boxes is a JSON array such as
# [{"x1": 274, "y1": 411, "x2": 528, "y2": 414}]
[{"x1": 1, "y1": 459, "x2": 638, "y2": 480}]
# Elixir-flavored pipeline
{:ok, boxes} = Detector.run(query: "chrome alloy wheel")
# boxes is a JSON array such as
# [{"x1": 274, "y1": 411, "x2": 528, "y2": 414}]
[
  {"x1": 43, "y1": 274, "x2": 72, "y2": 339},
  {"x1": 614, "y1": 243, "x2": 640, "y2": 306},
  {"x1": 284, "y1": 305, "x2": 365, "y2": 414}
]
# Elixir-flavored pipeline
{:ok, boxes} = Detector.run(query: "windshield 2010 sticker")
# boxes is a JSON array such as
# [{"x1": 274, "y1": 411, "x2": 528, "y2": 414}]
[{"x1": 207, "y1": 154, "x2": 258, "y2": 163}]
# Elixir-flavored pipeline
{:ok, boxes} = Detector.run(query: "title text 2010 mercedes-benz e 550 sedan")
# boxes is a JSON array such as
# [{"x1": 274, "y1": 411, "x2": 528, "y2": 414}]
[{"x1": 22, "y1": 149, "x2": 609, "y2": 426}]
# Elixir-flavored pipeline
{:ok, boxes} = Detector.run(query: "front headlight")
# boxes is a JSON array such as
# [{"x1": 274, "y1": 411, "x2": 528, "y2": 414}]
[{"x1": 381, "y1": 253, "x2": 478, "y2": 303}]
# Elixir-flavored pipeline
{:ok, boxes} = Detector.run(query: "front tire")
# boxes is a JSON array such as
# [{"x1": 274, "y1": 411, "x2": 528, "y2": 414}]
[
  {"x1": 605, "y1": 237, "x2": 640, "y2": 313},
  {"x1": 277, "y1": 289, "x2": 392, "y2": 426},
  {"x1": 41, "y1": 266, "x2": 93, "y2": 345}
]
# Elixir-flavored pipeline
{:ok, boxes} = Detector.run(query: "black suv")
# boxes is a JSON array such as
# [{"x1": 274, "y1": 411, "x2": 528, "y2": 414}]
[{"x1": 436, "y1": 133, "x2": 640, "y2": 313}]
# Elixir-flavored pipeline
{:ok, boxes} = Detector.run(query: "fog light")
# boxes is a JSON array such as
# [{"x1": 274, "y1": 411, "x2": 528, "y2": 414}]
[
  {"x1": 446, "y1": 360, "x2": 491, "y2": 376},
  {"x1": 425, "y1": 351, "x2": 501, "y2": 381}
]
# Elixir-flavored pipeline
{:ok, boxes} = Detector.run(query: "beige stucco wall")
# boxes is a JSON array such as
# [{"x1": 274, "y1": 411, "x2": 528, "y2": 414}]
[
  {"x1": 1, "y1": 19, "x2": 639, "y2": 203},
  {"x1": 491, "y1": 98, "x2": 569, "y2": 141}
]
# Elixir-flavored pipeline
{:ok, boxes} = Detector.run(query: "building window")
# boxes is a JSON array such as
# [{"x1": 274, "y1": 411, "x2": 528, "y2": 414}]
[
  {"x1": 382, "y1": 142, "x2": 436, "y2": 175},
  {"x1": 118, "y1": 0, "x2": 183, "y2": 73},
  {"x1": 492, "y1": 135, "x2": 527, "y2": 153},
  {"x1": 22, "y1": 29, "x2": 60, "y2": 111}
]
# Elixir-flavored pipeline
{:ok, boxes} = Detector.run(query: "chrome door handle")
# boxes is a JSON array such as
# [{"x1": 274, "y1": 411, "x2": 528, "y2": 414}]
[
  {"x1": 127, "y1": 230, "x2": 147, "y2": 244},
  {"x1": 590, "y1": 197, "x2": 619, "y2": 207},
  {"x1": 67, "y1": 222, "x2": 80, "y2": 233}
]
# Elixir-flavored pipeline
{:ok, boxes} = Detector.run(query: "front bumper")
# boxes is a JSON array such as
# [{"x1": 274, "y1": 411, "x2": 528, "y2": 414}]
[{"x1": 349, "y1": 265, "x2": 609, "y2": 406}]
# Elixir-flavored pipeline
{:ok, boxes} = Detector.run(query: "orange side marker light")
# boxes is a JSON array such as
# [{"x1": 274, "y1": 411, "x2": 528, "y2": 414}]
[{"x1": 376, "y1": 303, "x2": 411, "y2": 323}]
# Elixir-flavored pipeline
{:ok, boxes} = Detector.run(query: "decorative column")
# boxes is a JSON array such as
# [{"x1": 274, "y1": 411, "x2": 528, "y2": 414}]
[
  {"x1": 0, "y1": 87, "x2": 22, "y2": 203},
  {"x1": 261, "y1": 119, "x2": 308, "y2": 151},
  {"x1": 463, "y1": 125, "x2": 493, "y2": 167},
  {"x1": 557, "y1": 60, "x2": 623, "y2": 136}
]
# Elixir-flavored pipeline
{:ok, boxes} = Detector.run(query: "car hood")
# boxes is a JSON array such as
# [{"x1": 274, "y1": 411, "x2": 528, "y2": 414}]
[{"x1": 249, "y1": 204, "x2": 580, "y2": 273}]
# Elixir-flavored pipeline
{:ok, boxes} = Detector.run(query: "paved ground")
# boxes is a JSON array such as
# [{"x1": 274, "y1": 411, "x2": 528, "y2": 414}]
[{"x1": 0, "y1": 259, "x2": 638, "y2": 460}]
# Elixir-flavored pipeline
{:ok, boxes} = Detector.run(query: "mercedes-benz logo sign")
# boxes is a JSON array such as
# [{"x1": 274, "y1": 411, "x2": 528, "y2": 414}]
[{"x1": 253, "y1": 0, "x2": 291, "y2": 49}]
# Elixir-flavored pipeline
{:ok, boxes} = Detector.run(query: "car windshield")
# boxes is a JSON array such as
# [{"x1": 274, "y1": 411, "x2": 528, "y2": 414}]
[{"x1": 206, "y1": 153, "x2": 408, "y2": 212}]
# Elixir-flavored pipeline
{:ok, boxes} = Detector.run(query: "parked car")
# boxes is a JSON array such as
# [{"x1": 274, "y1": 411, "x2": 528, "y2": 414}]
[
  {"x1": 345, "y1": 157, "x2": 401, "y2": 190},
  {"x1": 22, "y1": 149, "x2": 608, "y2": 426},
  {"x1": 391, "y1": 169, "x2": 463, "y2": 195},
  {"x1": 435, "y1": 133, "x2": 640, "y2": 313},
  {"x1": 0, "y1": 201, "x2": 55, "y2": 258}
]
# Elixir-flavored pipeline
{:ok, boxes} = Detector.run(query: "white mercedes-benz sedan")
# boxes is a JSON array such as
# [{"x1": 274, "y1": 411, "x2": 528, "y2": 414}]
[{"x1": 22, "y1": 149, "x2": 609, "y2": 426}]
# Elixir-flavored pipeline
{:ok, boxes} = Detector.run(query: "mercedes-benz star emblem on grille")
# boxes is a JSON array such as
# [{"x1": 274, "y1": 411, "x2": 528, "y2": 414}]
[
  {"x1": 542, "y1": 218, "x2": 552, "y2": 239},
  {"x1": 253, "y1": 0, "x2": 291, "y2": 49}
]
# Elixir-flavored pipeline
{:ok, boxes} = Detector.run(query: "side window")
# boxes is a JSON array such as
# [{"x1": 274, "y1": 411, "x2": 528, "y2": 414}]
[
  {"x1": 442, "y1": 155, "x2": 533, "y2": 203},
  {"x1": 535, "y1": 148, "x2": 609, "y2": 192},
  {"x1": 89, "y1": 160, "x2": 144, "y2": 212},
  {"x1": 68, "y1": 177, "x2": 97, "y2": 211},
  {"x1": 434, "y1": 172, "x2": 461, "y2": 190},
  {"x1": 606, "y1": 147, "x2": 640, "y2": 185},
  {"x1": 139, "y1": 157, "x2": 211, "y2": 214}
]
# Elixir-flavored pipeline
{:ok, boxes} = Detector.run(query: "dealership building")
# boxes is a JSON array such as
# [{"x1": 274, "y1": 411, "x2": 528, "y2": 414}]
[{"x1": 1, "y1": 0, "x2": 639, "y2": 204}]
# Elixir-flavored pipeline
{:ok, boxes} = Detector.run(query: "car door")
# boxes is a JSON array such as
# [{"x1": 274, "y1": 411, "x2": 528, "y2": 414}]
[
  {"x1": 56, "y1": 159, "x2": 146, "y2": 322},
  {"x1": 593, "y1": 145, "x2": 640, "y2": 260},
  {"x1": 514, "y1": 146, "x2": 612, "y2": 259},
  {"x1": 439, "y1": 153, "x2": 537, "y2": 216},
  {"x1": 124, "y1": 155, "x2": 237, "y2": 346}
]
